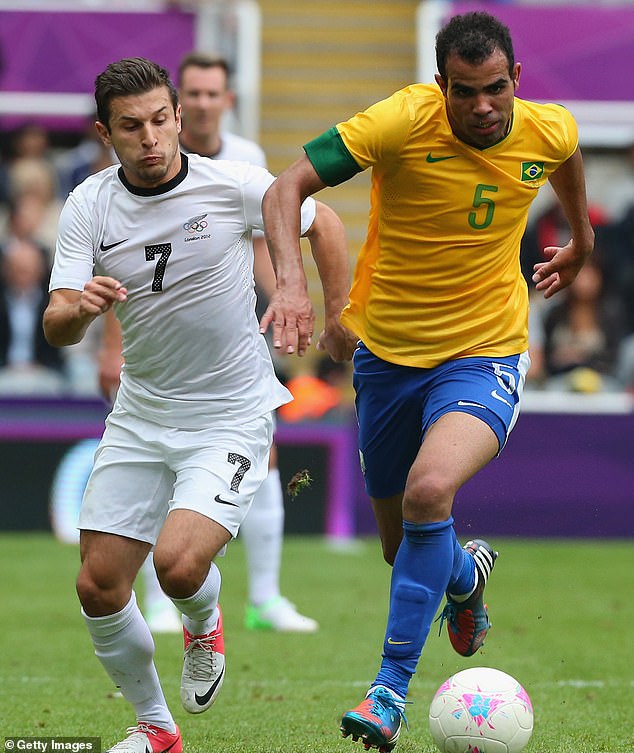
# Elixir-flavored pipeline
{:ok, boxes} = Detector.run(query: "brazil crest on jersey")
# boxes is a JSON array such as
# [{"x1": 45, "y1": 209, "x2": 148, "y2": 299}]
[{"x1": 304, "y1": 84, "x2": 578, "y2": 368}]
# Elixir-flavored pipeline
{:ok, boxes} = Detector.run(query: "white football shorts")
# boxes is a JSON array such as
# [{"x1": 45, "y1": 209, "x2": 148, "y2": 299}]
[{"x1": 78, "y1": 406, "x2": 274, "y2": 543}]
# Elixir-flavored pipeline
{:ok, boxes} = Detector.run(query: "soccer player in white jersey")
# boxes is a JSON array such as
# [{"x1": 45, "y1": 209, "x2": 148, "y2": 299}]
[
  {"x1": 43, "y1": 57, "x2": 350, "y2": 753},
  {"x1": 100, "y1": 53, "x2": 319, "y2": 635}
]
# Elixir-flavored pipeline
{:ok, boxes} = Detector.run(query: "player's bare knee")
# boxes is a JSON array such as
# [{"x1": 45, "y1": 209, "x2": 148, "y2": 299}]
[
  {"x1": 75, "y1": 568, "x2": 96, "y2": 608},
  {"x1": 75, "y1": 566, "x2": 129, "y2": 616},
  {"x1": 154, "y1": 553, "x2": 205, "y2": 599},
  {"x1": 403, "y1": 474, "x2": 454, "y2": 522}
]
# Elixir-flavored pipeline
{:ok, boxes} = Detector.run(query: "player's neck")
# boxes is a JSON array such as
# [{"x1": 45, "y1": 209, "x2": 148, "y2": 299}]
[{"x1": 180, "y1": 128, "x2": 222, "y2": 158}]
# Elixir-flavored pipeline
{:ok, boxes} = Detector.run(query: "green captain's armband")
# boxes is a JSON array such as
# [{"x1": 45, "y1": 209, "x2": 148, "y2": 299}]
[{"x1": 304, "y1": 127, "x2": 362, "y2": 186}]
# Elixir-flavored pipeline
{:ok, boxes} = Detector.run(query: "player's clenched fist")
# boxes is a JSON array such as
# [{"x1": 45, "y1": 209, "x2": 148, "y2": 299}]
[{"x1": 80, "y1": 276, "x2": 128, "y2": 316}]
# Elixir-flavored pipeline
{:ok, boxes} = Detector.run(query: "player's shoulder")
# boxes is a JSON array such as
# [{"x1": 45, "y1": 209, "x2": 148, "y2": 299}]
[
  {"x1": 341, "y1": 84, "x2": 439, "y2": 130},
  {"x1": 391, "y1": 82, "x2": 444, "y2": 110},
  {"x1": 71, "y1": 163, "x2": 120, "y2": 196},
  {"x1": 186, "y1": 150, "x2": 267, "y2": 179},
  {"x1": 515, "y1": 97, "x2": 576, "y2": 127},
  {"x1": 63, "y1": 164, "x2": 120, "y2": 215},
  {"x1": 515, "y1": 97, "x2": 578, "y2": 150},
  {"x1": 365, "y1": 82, "x2": 444, "y2": 126},
  {"x1": 185, "y1": 152, "x2": 272, "y2": 199},
  {"x1": 218, "y1": 131, "x2": 267, "y2": 167}
]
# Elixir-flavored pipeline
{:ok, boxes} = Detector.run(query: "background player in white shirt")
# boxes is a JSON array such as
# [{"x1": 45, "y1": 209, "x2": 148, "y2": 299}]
[
  {"x1": 99, "y1": 53, "x2": 320, "y2": 634},
  {"x1": 43, "y1": 57, "x2": 349, "y2": 753}
]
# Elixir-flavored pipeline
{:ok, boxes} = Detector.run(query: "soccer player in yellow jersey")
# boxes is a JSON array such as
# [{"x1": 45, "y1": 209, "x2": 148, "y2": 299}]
[{"x1": 262, "y1": 10, "x2": 594, "y2": 751}]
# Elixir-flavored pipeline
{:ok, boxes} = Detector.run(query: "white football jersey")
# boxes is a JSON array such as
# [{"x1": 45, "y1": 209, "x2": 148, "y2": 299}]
[
  {"x1": 50, "y1": 152, "x2": 316, "y2": 428},
  {"x1": 181, "y1": 130, "x2": 268, "y2": 239},
  {"x1": 208, "y1": 131, "x2": 267, "y2": 167}
]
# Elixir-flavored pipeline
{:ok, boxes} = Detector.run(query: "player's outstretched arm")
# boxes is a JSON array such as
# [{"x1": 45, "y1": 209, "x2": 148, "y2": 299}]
[
  {"x1": 252, "y1": 235, "x2": 277, "y2": 302},
  {"x1": 43, "y1": 277, "x2": 127, "y2": 347},
  {"x1": 98, "y1": 308, "x2": 124, "y2": 402},
  {"x1": 305, "y1": 200, "x2": 356, "y2": 362},
  {"x1": 532, "y1": 148, "x2": 595, "y2": 299},
  {"x1": 261, "y1": 155, "x2": 328, "y2": 357}
]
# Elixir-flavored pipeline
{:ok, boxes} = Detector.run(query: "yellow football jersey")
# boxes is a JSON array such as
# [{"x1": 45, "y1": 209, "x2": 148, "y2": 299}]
[{"x1": 304, "y1": 84, "x2": 578, "y2": 368}]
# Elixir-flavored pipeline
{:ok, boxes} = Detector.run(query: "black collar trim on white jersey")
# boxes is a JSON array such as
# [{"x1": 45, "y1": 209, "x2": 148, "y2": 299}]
[{"x1": 118, "y1": 153, "x2": 189, "y2": 196}]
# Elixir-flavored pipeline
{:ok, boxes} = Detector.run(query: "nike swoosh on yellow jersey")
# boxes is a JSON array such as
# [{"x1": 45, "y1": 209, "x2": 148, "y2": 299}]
[
  {"x1": 387, "y1": 637, "x2": 412, "y2": 645},
  {"x1": 425, "y1": 153, "x2": 457, "y2": 163}
]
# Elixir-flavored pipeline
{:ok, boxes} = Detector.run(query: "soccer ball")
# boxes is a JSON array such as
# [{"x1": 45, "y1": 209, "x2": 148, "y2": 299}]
[{"x1": 428, "y1": 667, "x2": 533, "y2": 753}]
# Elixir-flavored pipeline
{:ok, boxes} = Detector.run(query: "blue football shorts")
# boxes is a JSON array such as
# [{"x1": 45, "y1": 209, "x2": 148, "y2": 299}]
[{"x1": 353, "y1": 343, "x2": 530, "y2": 499}]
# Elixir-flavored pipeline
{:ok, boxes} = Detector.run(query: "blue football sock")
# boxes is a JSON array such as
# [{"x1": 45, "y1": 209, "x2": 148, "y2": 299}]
[
  {"x1": 374, "y1": 518, "x2": 455, "y2": 698},
  {"x1": 446, "y1": 528, "x2": 476, "y2": 598}
]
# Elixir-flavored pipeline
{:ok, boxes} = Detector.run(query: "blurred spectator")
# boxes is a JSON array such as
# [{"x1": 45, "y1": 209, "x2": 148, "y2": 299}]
[
  {"x1": 539, "y1": 253, "x2": 627, "y2": 393},
  {"x1": 278, "y1": 356, "x2": 350, "y2": 422},
  {"x1": 2, "y1": 194, "x2": 53, "y2": 259},
  {"x1": 602, "y1": 203, "x2": 634, "y2": 335},
  {"x1": 521, "y1": 201, "x2": 610, "y2": 285},
  {"x1": 0, "y1": 237, "x2": 66, "y2": 394},
  {"x1": 521, "y1": 200, "x2": 611, "y2": 388},
  {"x1": 4, "y1": 123, "x2": 62, "y2": 255},
  {"x1": 616, "y1": 333, "x2": 634, "y2": 394},
  {"x1": 0, "y1": 155, "x2": 9, "y2": 207},
  {"x1": 55, "y1": 116, "x2": 116, "y2": 199},
  {"x1": 7, "y1": 158, "x2": 62, "y2": 256},
  {"x1": 8, "y1": 122, "x2": 50, "y2": 162},
  {"x1": 525, "y1": 301, "x2": 547, "y2": 388},
  {"x1": 600, "y1": 142, "x2": 634, "y2": 225}
]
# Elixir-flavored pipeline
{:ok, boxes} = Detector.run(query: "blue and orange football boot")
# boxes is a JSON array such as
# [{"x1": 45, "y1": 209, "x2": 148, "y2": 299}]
[
  {"x1": 438, "y1": 539, "x2": 498, "y2": 657},
  {"x1": 340, "y1": 685, "x2": 406, "y2": 752}
]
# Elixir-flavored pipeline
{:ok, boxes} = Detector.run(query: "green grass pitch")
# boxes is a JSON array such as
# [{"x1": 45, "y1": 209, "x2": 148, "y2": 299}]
[{"x1": 1, "y1": 533, "x2": 633, "y2": 752}]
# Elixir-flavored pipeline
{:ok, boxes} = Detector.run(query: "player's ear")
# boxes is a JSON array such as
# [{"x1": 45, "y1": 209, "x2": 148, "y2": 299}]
[
  {"x1": 513, "y1": 62, "x2": 521, "y2": 91},
  {"x1": 95, "y1": 121, "x2": 111, "y2": 146},
  {"x1": 175, "y1": 103, "x2": 182, "y2": 133},
  {"x1": 434, "y1": 73, "x2": 448, "y2": 96}
]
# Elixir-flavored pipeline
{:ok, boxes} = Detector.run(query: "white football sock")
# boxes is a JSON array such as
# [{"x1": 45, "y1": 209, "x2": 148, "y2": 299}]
[
  {"x1": 448, "y1": 569, "x2": 479, "y2": 603},
  {"x1": 82, "y1": 592, "x2": 176, "y2": 732},
  {"x1": 239, "y1": 468, "x2": 284, "y2": 606},
  {"x1": 369, "y1": 684, "x2": 406, "y2": 711},
  {"x1": 170, "y1": 562, "x2": 221, "y2": 636}
]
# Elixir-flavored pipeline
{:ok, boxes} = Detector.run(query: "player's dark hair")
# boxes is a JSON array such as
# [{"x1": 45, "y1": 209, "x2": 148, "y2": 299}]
[
  {"x1": 177, "y1": 52, "x2": 231, "y2": 87},
  {"x1": 435, "y1": 12, "x2": 515, "y2": 80},
  {"x1": 95, "y1": 57, "x2": 178, "y2": 130}
]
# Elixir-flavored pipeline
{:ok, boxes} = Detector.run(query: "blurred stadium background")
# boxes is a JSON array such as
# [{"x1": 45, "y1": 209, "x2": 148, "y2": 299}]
[{"x1": 1, "y1": 0, "x2": 633, "y2": 540}]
